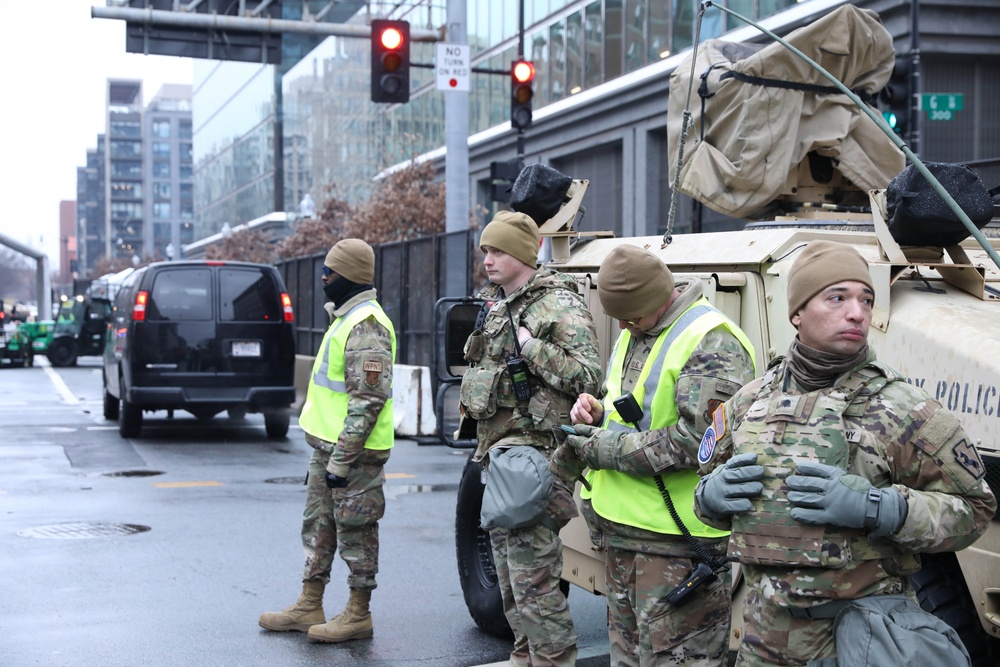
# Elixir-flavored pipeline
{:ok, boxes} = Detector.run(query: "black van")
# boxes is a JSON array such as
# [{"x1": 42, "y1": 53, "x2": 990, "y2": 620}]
[{"x1": 102, "y1": 260, "x2": 296, "y2": 439}]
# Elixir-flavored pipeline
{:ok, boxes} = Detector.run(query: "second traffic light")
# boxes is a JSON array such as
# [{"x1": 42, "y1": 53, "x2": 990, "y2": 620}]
[
  {"x1": 511, "y1": 60, "x2": 535, "y2": 131},
  {"x1": 878, "y1": 55, "x2": 910, "y2": 135},
  {"x1": 371, "y1": 19, "x2": 410, "y2": 104}
]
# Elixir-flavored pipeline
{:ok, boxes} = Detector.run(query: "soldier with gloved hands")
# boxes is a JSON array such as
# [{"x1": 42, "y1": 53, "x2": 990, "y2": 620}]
[{"x1": 694, "y1": 240, "x2": 996, "y2": 667}]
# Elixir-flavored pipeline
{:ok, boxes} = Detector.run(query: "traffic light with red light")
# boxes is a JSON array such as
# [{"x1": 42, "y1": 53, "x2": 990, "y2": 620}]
[
  {"x1": 371, "y1": 19, "x2": 410, "y2": 104},
  {"x1": 511, "y1": 60, "x2": 535, "y2": 131},
  {"x1": 879, "y1": 55, "x2": 911, "y2": 135}
]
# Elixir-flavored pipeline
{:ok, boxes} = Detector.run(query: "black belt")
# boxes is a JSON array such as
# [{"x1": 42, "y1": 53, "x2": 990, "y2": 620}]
[{"x1": 786, "y1": 600, "x2": 852, "y2": 619}]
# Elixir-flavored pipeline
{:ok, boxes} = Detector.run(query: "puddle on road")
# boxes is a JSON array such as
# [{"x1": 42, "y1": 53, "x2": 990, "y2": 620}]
[
  {"x1": 17, "y1": 522, "x2": 151, "y2": 539},
  {"x1": 103, "y1": 470, "x2": 164, "y2": 477},
  {"x1": 385, "y1": 483, "x2": 459, "y2": 500}
]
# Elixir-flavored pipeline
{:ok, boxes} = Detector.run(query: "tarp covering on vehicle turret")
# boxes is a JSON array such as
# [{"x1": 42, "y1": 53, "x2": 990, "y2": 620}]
[{"x1": 667, "y1": 5, "x2": 905, "y2": 219}]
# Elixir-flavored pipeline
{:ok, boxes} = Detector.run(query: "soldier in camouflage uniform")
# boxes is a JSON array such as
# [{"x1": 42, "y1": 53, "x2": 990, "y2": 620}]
[
  {"x1": 461, "y1": 211, "x2": 602, "y2": 667},
  {"x1": 553, "y1": 245, "x2": 756, "y2": 667},
  {"x1": 693, "y1": 240, "x2": 997, "y2": 666},
  {"x1": 259, "y1": 239, "x2": 396, "y2": 645}
]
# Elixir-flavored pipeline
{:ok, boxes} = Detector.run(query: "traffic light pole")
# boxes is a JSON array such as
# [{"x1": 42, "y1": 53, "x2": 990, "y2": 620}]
[{"x1": 908, "y1": 0, "x2": 921, "y2": 156}]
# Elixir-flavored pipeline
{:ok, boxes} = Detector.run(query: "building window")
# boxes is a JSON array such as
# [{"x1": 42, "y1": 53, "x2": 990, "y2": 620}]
[
  {"x1": 153, "y1": 202, "x2": 172, "y2": 219},
  {"x1": 179, "y1": 143, "x2": 193, "y2": 161},
  {"x1": 110, "y1": 140, "x2": 141, "y2": 157},
  {"x1": 110, "y1": 120, "x2": 141, "y2": 138},
  {"x1": 153, "y1": 142, "x2": 171, "y2": 159},
  {"x1": 154, "y1": 161, "x2": 171, "y2": 177},
  {"x1": 111, "y1": 161, "x2": 142, "y2": 178},
  {"x1": 111, "y1": 181, "x2": 141, "y2": 198},
  {"x1": 152, "y1": 120, "x2": 171, "y2": 138},
  {"x1": 180, "y1": 164, "x2": 192, "y2": 179},
  {"x1": 179, "y1": 120, "x2": 192, "y2": 140},
  {"x1": 154, "y1": 182, "x2": 171, "y2": 199}
]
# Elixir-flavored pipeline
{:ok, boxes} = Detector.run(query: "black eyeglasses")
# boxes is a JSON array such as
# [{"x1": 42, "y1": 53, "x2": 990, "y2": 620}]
[{"x1": 322, "y1": 266, "x2": 333, "y2": 277}]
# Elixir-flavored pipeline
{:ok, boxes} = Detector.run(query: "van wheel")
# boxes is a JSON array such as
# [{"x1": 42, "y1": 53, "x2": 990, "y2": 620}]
[
  {"x1": 455, "y1": 455, "x2": 512, "y2": 638},
  {"x1": 910, "y1": 552, "x2": 1000, "y2": 667},
  {"x1": 119, "y1": 395, "x2": 142, "y2": 438},
  {"x1": 264, "y1": 412, "x2": 290, "y2": 439},
  {"x1": 103, "y1": 387, "x2": 119, "y2": 420},
  {"x1": 47, "y1": 339, "x2": 78, "y2": 367}
]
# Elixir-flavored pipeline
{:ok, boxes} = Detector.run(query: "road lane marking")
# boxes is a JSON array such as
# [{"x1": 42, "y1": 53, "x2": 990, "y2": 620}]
[
  {"x1": 151, "y1": 481, "x2": 225, "y2": 488},
  {"x1": 42, "y1": 366, "x2": 78, "y2": 404}
]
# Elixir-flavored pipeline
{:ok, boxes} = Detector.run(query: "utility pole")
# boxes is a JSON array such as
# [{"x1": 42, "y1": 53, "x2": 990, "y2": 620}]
[{"x1": 444, "y1": 0, "x2": 470, "y2": 297}]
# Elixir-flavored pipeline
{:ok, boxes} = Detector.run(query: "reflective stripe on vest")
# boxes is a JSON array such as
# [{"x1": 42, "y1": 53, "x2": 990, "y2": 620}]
[
  {"x1": 582, "y1": 300, "x2": 754, "y2": 537},
  {"x1": 298, "y1": 300, "x2": 396, "y2": 450}
]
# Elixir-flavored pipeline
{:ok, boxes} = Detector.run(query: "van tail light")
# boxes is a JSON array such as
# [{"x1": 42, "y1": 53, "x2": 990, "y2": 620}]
[
  {"x1": 133, "y1": 291, "x2": 149, "y2": 321},
  {"x1": 281, "y1": 293, "x2": 294, "y2": 323}
]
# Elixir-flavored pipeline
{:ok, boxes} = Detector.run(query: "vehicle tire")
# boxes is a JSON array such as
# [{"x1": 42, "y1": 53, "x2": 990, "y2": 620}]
[
  {"x1": 264, "y1": 412, "x2": 290, "y2": 439},
  {"x1": 47, "y1": 339, "x2": 78, "y2": 367},
  {"x1": 119, "y1": 395, "x2": 142, "y2": 438},
  {"x1": 455, "y1": 454, "x2": 512, "y2": 638},
  {"x1": 103, "y1": 387, "x2": 119, "y2": 420},
  {"x1": 910, "y1": 552, "x2": 1000, "y2": 667}
]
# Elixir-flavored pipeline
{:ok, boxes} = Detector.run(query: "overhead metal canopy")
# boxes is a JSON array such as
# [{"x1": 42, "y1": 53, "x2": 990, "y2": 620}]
[{"x1": 92, "y1": 1, "x2": 441, "y2": 65}]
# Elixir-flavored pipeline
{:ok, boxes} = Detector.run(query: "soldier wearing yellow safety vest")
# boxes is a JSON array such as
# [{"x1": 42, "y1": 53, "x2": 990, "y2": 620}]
[
  {"x1": 552, "y1": 244, "x2": 756, "y2": 667},
  {"x1": 259, "y1": 238, "x2": 396, "y2": 645}
]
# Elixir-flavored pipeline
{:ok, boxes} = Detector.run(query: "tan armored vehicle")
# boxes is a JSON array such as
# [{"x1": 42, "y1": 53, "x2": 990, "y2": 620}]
[{"x1": 440, "y1": 5, "x2": 1000, "y2": 664}]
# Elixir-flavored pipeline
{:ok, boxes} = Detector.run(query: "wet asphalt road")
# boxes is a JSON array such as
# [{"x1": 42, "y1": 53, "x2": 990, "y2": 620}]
[{"x1": 0, "y1": 357, "x2": 611, "y2": 666}]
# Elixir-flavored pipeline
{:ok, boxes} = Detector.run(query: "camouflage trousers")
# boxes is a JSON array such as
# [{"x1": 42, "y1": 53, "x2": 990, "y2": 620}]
[
  {"x1": 606, "y1": 547, "x2": 732, "y2": 667},
  {"x1": 490, "y1": 519, "x2": 578, "y2": 667},
  {"x1": 301, "y1": 446, "x2": 390, "y2": 591},
  {"x1": 735, "y1": 588, "x2": 836, "y2": 667}
]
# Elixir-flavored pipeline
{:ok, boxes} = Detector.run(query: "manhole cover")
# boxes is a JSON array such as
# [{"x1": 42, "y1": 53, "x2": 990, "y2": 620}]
[
  {"x1": 17, "y1": 522, "x2": 151, "y2": 539},
  {"x1": 104, "y1": 470, "x2": 164, "y2": 477},
  {"x1": 265, "y1": 476, "x2": 306, "y2": 485}
]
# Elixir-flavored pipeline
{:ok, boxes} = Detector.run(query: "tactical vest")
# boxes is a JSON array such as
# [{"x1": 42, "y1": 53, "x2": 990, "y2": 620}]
[
  {"x1": 728, "y1": 360, "x2": 916, "y2": 571},
  {"x1": 582, "y1": 300, "x2": 754, "y2": 537},
  {"x1": 298, "y1": 300, "x2": 396, "y2": 450},
  {"x1": 460, "y1": 282, "x2": 575, "y2": 433}
]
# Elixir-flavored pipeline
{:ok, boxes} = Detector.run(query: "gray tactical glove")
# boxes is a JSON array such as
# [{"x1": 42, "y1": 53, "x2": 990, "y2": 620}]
[
  {"x1": 786, "y1": 461, "x2": 907, "y2": 538},
  {"x1": 695, "y1": 452, "x2": 765, "y2": 519}
]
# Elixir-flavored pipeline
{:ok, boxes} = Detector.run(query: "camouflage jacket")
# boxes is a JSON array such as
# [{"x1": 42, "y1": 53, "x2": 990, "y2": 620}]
[
  {"x1": 305, "y1": 289, "x2": 394, "y2": 477},
  {"x1": 461, "y1": 268, "x2": 602, "y2": 465},
  {"x1": 696, "y1": 348, "x2": 997, "y2": 606},
  {"x1": 574, "y1": 280, "x2": 756, "y2": 556}
]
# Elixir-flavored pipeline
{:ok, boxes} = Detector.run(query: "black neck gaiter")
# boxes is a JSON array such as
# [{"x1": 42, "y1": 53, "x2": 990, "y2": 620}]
[{"x1": 323, "y1": 276, "x2": 371, "y2": 309}]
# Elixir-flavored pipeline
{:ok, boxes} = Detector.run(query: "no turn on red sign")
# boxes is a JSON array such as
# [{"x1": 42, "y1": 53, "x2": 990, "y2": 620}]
[{"x1": 436, "y1": 42, "x2": 470, "y2": 92}]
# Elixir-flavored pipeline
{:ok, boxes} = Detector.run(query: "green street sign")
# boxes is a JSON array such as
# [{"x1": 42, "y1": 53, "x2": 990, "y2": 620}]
[{"x1": 921, "y1": 93, "x2": 964, "y2": 121}]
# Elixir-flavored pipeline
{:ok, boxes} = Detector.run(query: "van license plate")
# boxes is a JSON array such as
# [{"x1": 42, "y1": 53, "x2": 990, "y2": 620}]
[{"x1": 232, "y1": 341, "x2": 261, "y2": 357}]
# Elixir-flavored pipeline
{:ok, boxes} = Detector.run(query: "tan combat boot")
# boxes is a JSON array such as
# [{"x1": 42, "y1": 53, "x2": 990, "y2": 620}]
[
  {"x1": 306, "y1": 588, "x2": 373, "y2": 643},
  {"x1": 258, "y1": 580, "x2": 326, "y2": 632}
]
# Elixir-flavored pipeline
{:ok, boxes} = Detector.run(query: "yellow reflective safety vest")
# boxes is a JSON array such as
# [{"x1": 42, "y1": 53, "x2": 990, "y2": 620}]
[
  {"x1": 298, "y1": 300, "x2": 396, "y2": 450},
  {"x1": 582, "y1": 299, "x2": 755, "y2": 536}
]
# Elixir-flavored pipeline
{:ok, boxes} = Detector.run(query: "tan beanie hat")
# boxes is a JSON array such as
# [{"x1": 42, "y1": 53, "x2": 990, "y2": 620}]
[
  {"x1": 597, "y1": 245, "x2": 674, "y2": 321},
  {"x1": 479, "y1": 211, "x2": 540, "y2": 268},
  {"x1": 786, "y1": 241, "x2": 873, "y2": 322},
  {"x1": 325, "y1": 238, "x2": 375, "y2": 284}
]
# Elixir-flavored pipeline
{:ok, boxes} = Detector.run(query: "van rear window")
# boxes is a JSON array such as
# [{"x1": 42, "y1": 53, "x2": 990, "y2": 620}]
[
  {"x1": 219, "y1": 268, "x2": 282, "y2": 322},
  {"x1": 148, "y1": 269, "x2": 212, "y2": 321}
]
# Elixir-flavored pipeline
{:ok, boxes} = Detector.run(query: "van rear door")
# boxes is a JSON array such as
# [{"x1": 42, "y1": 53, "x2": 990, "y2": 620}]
[
  {"x1": 133, "y1": 266, "x2": 215, "y2": 386},
  {"x1": 215, "y1": 266, "x2": 295, "y2": 388}
]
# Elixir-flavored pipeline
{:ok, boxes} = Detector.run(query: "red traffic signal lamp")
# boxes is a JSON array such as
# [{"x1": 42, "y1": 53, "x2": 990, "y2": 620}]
[
  {"x1": 371, "y1": 19, "x2": 410, "y2": 104},
  {"x1": 511, "y1": 60, "x2": 535, "y2": 131}
]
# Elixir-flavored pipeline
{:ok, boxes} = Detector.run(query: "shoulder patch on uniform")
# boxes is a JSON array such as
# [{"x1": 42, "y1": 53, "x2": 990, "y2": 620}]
[
  {"x1": 953, "y1": 439, "x2": 985, "y2": 479},
  {"x1": 363, "y1": 360, "x2": 383, "y2": 389},
  {"x1": 698, "y1": 404, "x2": 727, "y2": 465}
]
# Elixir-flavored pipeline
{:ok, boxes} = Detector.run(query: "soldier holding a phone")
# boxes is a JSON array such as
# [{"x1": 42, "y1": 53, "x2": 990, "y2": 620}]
[{"x1": 556, "y1": 244, "x2": 756, "y2": 667}]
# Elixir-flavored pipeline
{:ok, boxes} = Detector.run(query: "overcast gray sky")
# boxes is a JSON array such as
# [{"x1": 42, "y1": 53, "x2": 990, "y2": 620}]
[{"x1": 0, "y1": 1, "x2": 193, "y2": 265}]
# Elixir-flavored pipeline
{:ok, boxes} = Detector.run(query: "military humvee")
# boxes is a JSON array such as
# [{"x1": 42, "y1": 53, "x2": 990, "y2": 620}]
[{"x1": 438, "y1": 5, "x2": 1000, "y2": 664}]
